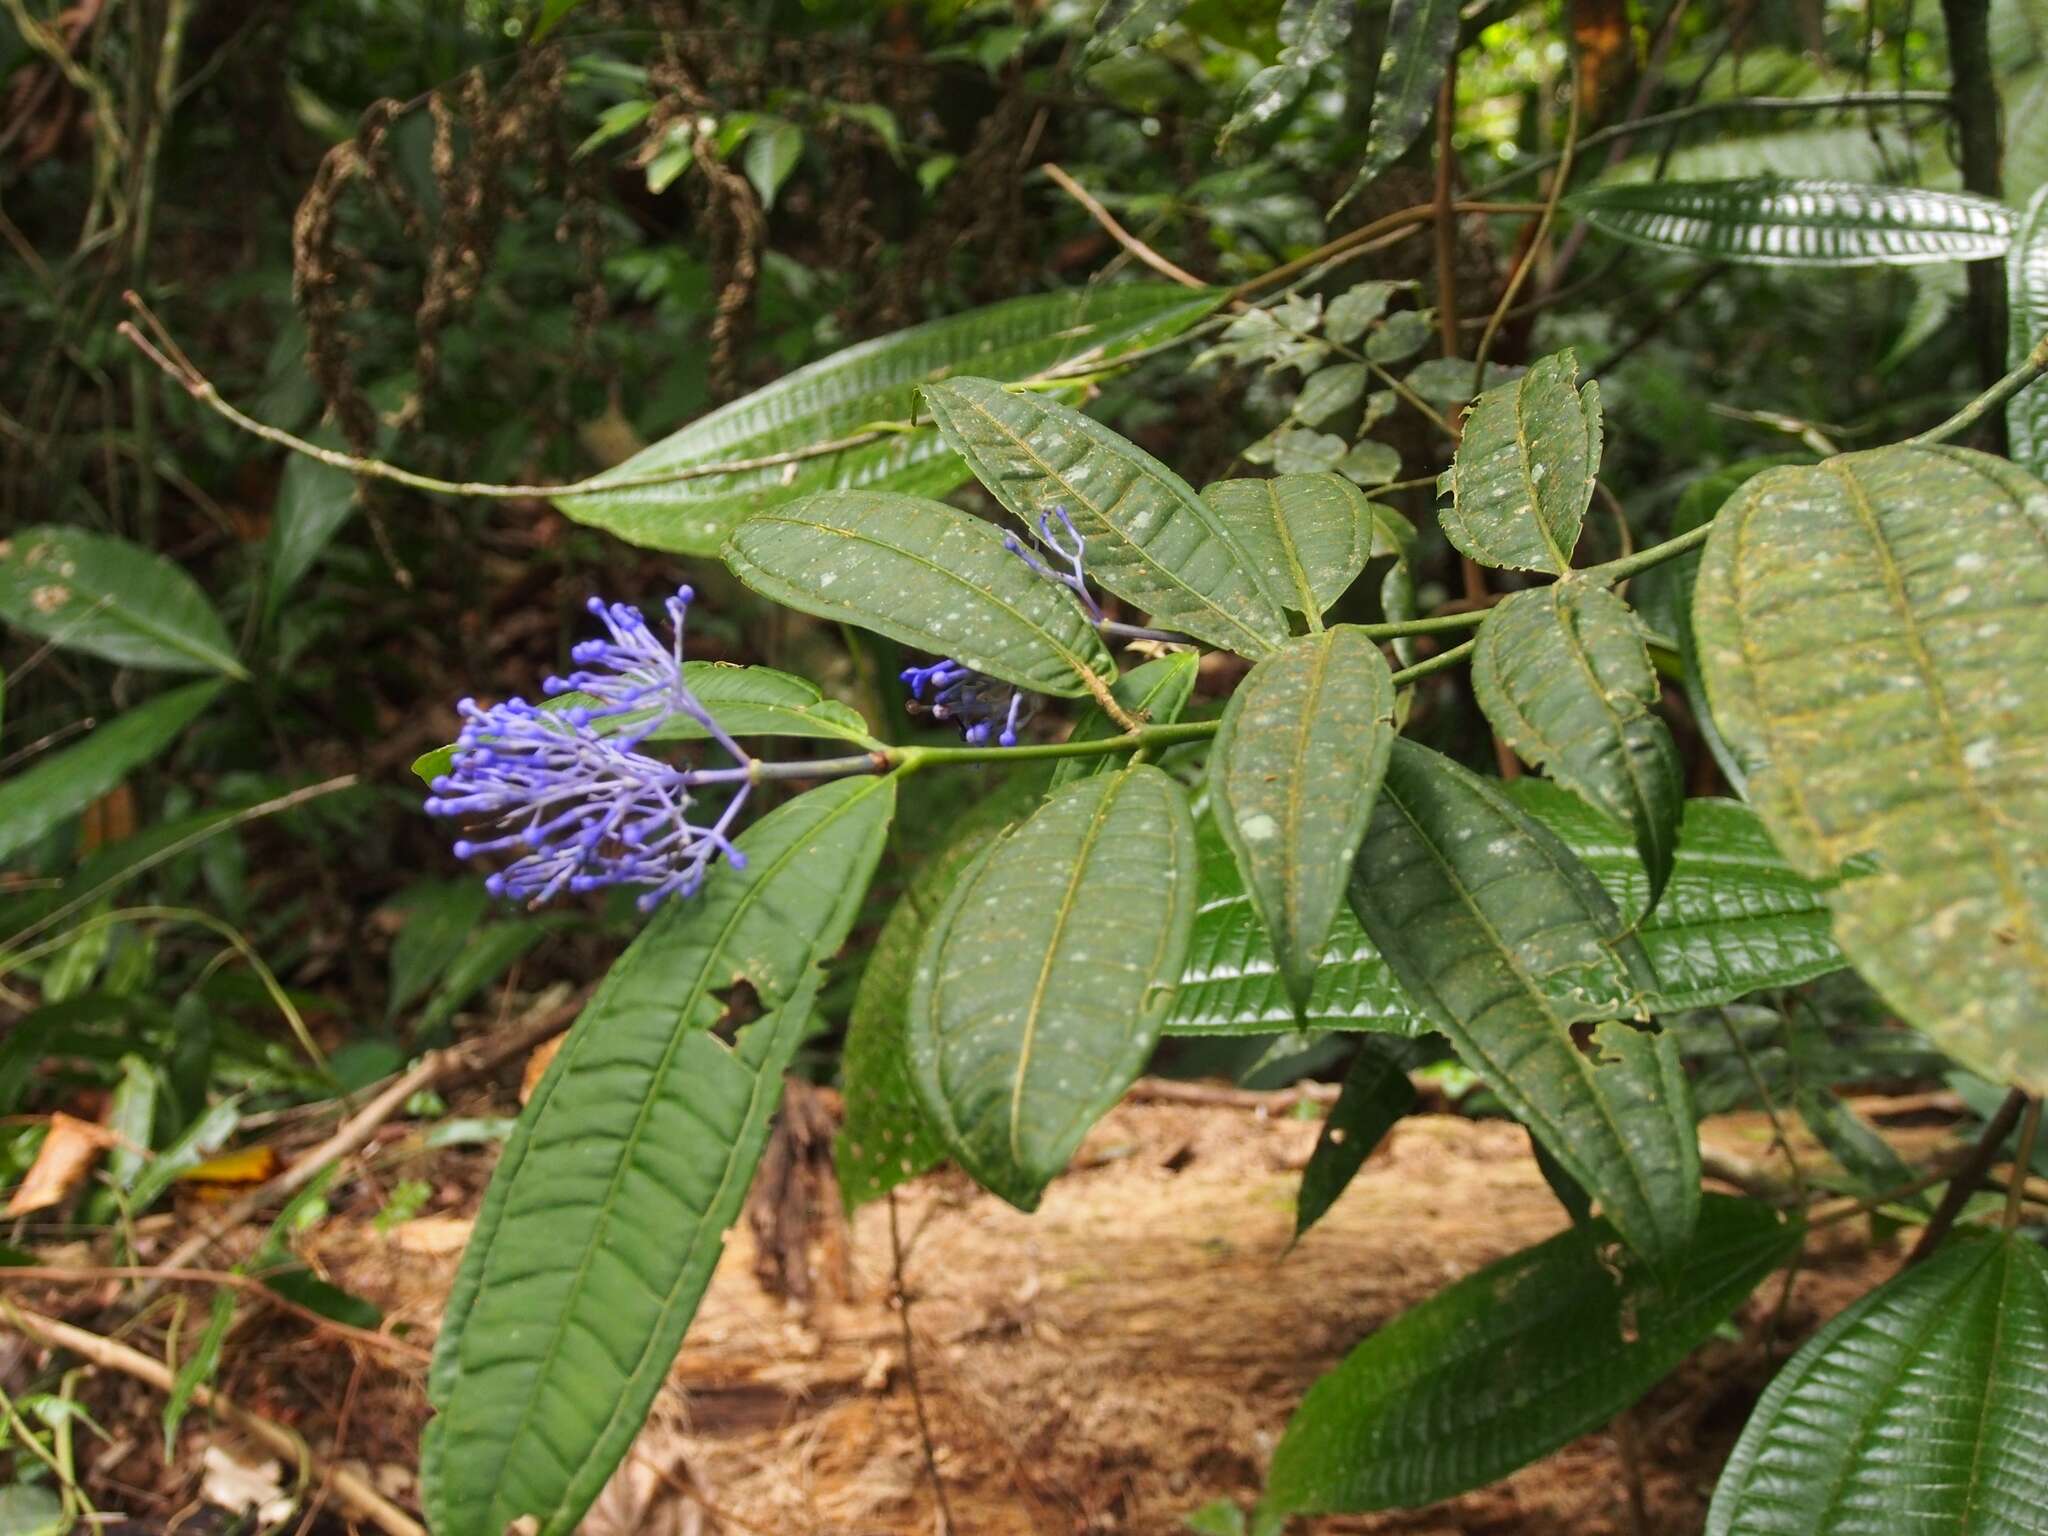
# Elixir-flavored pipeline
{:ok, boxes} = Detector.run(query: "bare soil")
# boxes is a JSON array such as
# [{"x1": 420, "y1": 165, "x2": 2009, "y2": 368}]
[{"x1": 19, "y1": 1090, "x2": 1946, "y2": 1536}]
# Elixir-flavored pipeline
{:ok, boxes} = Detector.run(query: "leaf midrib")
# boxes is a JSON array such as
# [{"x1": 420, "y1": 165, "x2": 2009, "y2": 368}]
[
  {"x1": 1377, "y1": 774, "x2": 1664, "y2": 1250},
  {"x1": 454, "y1": 780, "x2": 886, "y2": 1533},
  {"x1": 738, "y1": 510, "x2": 1108, "y2": 692},
  {"x1": 936, "y1": 388, "x2": 1280, "y2": 655},
  {"x1": 1007, "y1": 776, "x2": 1126, "y2": 1165}
]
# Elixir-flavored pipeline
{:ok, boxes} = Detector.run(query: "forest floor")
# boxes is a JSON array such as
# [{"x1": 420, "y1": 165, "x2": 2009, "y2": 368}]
[{"x1": 8, "y1": 1066, "x2": 1954, "y2": 1536}]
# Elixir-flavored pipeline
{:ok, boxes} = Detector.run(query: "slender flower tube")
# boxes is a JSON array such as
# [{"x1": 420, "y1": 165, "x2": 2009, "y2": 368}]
[
  {"x1": 1004, "y1": 505, "x2": 1103, "y2": 621},
  {"x1": 424, "y1": 589, "x2": 752, "y2": 910}
]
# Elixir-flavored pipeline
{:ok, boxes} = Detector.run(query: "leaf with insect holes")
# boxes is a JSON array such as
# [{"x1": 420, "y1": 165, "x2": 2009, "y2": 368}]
[
  {"x1": 1348, "y1": 740, "x2": 1696, "y2": 1263},
  {"x1": 922, "y1": 378, "x2": 1290, "y2": 658},
  {"x1": 1210, "y1": 629, "x2": 1395, "y2": 1018},
  {"x1": 422, "y1": 777, "x2": 894, "y2": 1536},
  {"x1": 0, "y1": 526, "x2": 245, "y2": 678},
  {"x1": 1442, "y1": 350, "x2": 1601, "y2": 574}
]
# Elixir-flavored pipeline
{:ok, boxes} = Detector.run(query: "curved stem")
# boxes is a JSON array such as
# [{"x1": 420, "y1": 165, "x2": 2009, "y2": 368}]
[{"x1": 1910, "y1": 330, "x2": 2048, "y2": 446}]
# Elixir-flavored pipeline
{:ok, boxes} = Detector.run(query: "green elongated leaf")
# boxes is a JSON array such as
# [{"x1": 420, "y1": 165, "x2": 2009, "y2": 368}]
[
  {"x1": 0, "y1": 681, "x2": 225, "y2": 862},
  {"x1": 1202, "y1": 474, "x2": 1375, "y2": 619},
  {"x1": 127, "y1": 1097, "x2": 242, "y2": 1214},
  {"x1": 1049, "y1": 651, "x2": 1198, "y2": 790},
  {"x1": 163, "y1": 1289, "x2": 235, "y2": 1443},
  {"x1": 1294, "y1": 1040, "x2": 1414, "y2": 1241},
  {"x1": 554, "y1": 284, "x2": 1222, "y2": 555},
  {"x1": 2010, "y1": 184, "x2": 2048, "y2": 477},
  {"x1": 1264, "y1": 1196, "x2": 1801, "y2": 1515},
  {"x1": 1218, "y1": 0, "x2": 1354, "y2": 149},
  {"x1": 1442, "y1": 350, "x2": 1601, "y2": 575},
  {"x1": 421, "y1": 777, "x2": 895, "y2": 1536},
  {"x1": 0, "y1": 526, "x2": 245, "y2": 678},
  {"x1": 1572, "y1": 177, "x2": 2017, "y2": 267},
  {"x1": 410, "y1": 660, "x2": 878, "y2": 784},
  {"x1": 922, "y1": 378, "x2": 1290, "y2": 657},
  {"x1": 1349, "y1": 740, "x2": 1697, "y2": 1262},
  {"x1": 266, "y1": 447, "x2": 355, "y2": 619},
  {"x1": 1211, "y1": 630, "x2": 1395, "y2": 1017},
  {"x1": 1084, "y1": 0, "x2": 1192, "y2": 62},
  {"x1": 387, "y1": 881, "x2": 491, "y2": 1020},
  {"x1": 1331, "y1": 0, "x2": 1462, "y2": 214},
  {"x1": 414, "y1": 921, "x2": 552, "y2": 1036},
  {"x1": 1504, "y1": 782, "x2": 1843, "y2": 1011},
  {"x1": 1793, "y1": 1085, "x2": 1922, "y2": 1206},
  {"x1": 838, "y1": 773, "x2": 1048, "y2": 1211},
  {"x1": 1173, "y1": 783, "x2": 1841, "y2": 1036},
  {"x1": 1472, "y1": 581, "x2": 1684, "y2": 905},
  {"x1": 106, "y1": 1054, "x2": 158, "y2": 1190},
  {"x1": 1169, "y1": 810, "x2": 1426, "y2": 1035},
  {"x1": 1693, "y1": 445, "x2": 2048, "y2": 1091},
  {"x1": 907, "y1": 766, "x2": 1196, "y2": 1209},
  {"x1": 1708, "y1": 1230, "x2": 2048, "y2": 1536},
  {"x1": 724, "y1": 490, "x2": 1113, "y2": 698}
]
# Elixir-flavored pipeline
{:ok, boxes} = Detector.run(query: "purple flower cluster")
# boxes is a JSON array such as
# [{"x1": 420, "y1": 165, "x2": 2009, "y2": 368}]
[
  {"x1": 899, "y1": 506, "x2": 1103, "y2": 747},
  {"x1": 901, "y1": 660, "x2": 1035, "y2": 747},
  {"x1": 425, "y1": 589, "x2": 752, "y2": 911}
]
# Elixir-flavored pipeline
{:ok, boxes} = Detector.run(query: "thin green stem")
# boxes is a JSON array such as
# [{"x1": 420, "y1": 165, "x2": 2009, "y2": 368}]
[
  {"x1": 792, "y1": 635, "x2": 1487, "y2": 786},
  {"x1": 1910, "y1": 330, "x2": 2048, "y2": 446},
  {"x1": 1390, "y1": 636, "x2": 1477, "y2": 683},
  {"x1": 1581, "y1": 520, "x2": 1714, "y2": 585}
]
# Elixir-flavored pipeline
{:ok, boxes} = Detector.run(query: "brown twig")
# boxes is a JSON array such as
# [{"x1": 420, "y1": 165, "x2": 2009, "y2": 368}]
[
  {"x1": 2, "y1": 1300, "x2": 427, "y2": 1536},
  {"x1": 1230, "y1": 199, "x2": 1547, "y2": 303},
  {"x1": 1125, "y1": 1077, "x2": 1343, "y2": 1112},
  {"x1": 139, "y1": 993, "x2": 583, "y2": 1295},
  {"x1": 1041, "y1": 163, "x2": 1206, "y2": 290},
  {"x1": 1907, "y1": 1086, "x2": 2026, "y2": 1262},
  {"x1": 118, "y1": 296, "x2": 903, "y2": 502},
  {"x1": 1472, "y1": 70, "x2": 1583, "y2": 391},
  {"x1": 1432, "y1": 61, "x2": 1461, "y2": 363},
  {"x1": 888, "y1": 1190, "x2": 954, "y2": 1536},
  {"x1": 0, "y1": 1265, "x2": 425, "y2": 1360}
]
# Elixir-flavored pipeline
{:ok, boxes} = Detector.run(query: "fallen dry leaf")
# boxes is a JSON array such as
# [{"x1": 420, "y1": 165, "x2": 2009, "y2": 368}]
[
  {"x1": 392, "y1": 1215, "x2": 473, "y2": 1255},
  {"x1": 5, "y1": 1113, "x2": 115, "y2": 1217},
  {"x1": 199, "y1": 1443, "x2": 294, "y2": 1525},
  {"x1": 520, "y1": 1034, "x2": 566, "y2": 1104}
]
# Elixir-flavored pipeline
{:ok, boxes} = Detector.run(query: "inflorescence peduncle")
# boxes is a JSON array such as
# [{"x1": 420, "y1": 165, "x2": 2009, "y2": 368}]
[{"x1": 424, "y1": 588, "x2": 753, "y2": 911}]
